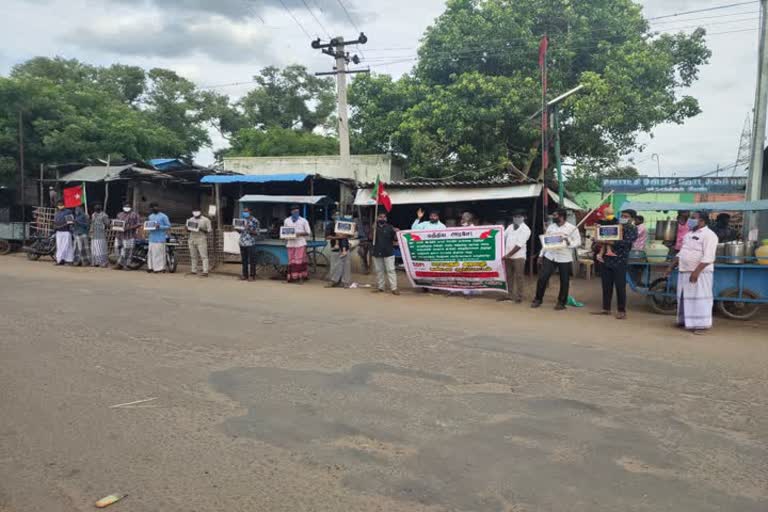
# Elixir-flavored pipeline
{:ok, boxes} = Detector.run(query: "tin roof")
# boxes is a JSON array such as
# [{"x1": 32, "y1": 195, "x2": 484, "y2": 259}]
[{"x1": 357, "y1": 176, "x2": 534, "y2": 188}]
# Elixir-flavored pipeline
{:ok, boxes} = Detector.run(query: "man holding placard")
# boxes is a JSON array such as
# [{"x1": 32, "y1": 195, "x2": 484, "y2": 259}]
[
  {"x1": 146, "y1": 203, "x2": 171, "y2": 273},
  {"x1": 592, "y1": 209, "x2": 637, "y2": 319},
  {"x1": 114, "y1": 202, "x2": 141, "y2": 270},
  {"x1": 186, "y1": 209, "x2": 211, "y2": 277},
  {"x1": 283, "y1": 205, "x2": 311, "y2": 283},
  {"x1": 532, "y1": 209, "x2": 581, "y2": 310}
]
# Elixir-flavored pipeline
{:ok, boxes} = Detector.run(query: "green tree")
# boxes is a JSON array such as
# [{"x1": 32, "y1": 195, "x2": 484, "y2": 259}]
[
  {"x1": 238, "y1": 65, "x2": 335, "y2": 133},
  {"x1": 222, "y1": 127, "x2": 338, "y2": 158},
  {"x1": 565, "y1": 162, "x2": 640, "y2": 194},
  {"x1": 349, "y1": 0, "x2": 710, "y2": 179}
]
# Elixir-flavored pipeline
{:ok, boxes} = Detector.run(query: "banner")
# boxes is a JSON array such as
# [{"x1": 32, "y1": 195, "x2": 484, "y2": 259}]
[
  {"x1": 602, "y1": 177, "x2": 746, "y2": 194},
  {"x1": 397, "y1": 226, "x2": 508, "y2": 293}
]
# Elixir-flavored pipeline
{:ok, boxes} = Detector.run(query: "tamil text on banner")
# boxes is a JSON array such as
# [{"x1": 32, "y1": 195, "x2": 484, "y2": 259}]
[{"x1": 397, "y1": 226, "x2": 508, "y2": 293}]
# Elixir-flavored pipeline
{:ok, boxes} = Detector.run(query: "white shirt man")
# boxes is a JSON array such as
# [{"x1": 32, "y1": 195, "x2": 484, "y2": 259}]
[
  {"x1": 671, "y1": 212, "x2": 718, "y2": 333},
  {"x1": 532, "y1": 210, "x2": 581, "y2": 310},
  {"x1": 500, "y1": 215, "x2": 531, "y2": 303},
  {"x1": 283, "y1": 209, "x2": 312, "y2": 282}
]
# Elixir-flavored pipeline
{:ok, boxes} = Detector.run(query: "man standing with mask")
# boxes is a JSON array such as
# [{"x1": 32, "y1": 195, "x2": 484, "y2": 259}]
[
  {"x1": 592, "y1": 209, "x2": 637, "y2": 319},
  {"x1": 666, "y1": 210, "x2": 717, "y2": 334},
  {"x1": 532, "y1": 208, "x2": 581, "y2": 310},
  {"x1": 412, "y1": 208, "x2": 446, "y2": 230},
  {"x1": 372, "y1": 211, "x2": 400, "y2": 295},
  {"x1": 499, "y1": 210, "x2": 531, "y2": 303},
  {"x1": 53, "y1": 200, "x2": 75, "y2": 265},
  {"x1": 238, "y1": 207, "x2": 260, "y2": 281},
  {"x1": 186, "y1": 208, "x2": 212, "y2": 277},
  {"x1": 146, "y1": 202, "x2": 171, "y2": 273},
  {"x1": 72, "y1": 206, "x2": 91, "y2": 266},
  {"x1": 90, "y1": 204, "x2": 110, "y2": 268},
  {"x1": 284, "y1": 205, "x2": 311, "y2": 283},
  {"x1": 114, "y1": 202, "x2": 141, "y2": 270}
]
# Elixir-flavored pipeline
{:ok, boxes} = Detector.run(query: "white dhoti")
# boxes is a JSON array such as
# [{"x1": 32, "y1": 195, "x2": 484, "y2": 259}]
[
  {"x1": 55, "y1": 231, "x2": 74, "y2": 263},
  {"x1": 677, "y1": 271, "x2": 714, "y2": 330},
  {"x1": 147, "y1": 242, "x2": 166, "y2": 272}
]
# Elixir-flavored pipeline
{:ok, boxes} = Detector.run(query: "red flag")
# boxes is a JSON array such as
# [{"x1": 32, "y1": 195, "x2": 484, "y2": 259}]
[
  {"x1": 539, "y1": 35, "x2": 549, "y2": 172},
  {"x1": 583, "y1": 203, "x2": 610, "y2": 226},
  {"x1": 370, "y1": 175, "x2": 392, "y2": 212},
  {"x1": 63, "y1": 185, "x2": 84, "y2": 208}
]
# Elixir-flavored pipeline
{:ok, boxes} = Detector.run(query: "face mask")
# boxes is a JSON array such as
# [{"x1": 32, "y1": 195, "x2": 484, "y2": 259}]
[
  {"x1": 291, "y1": 213, "x2": 300, "y2": 220},
  {"x1": 619, "y1": 217, "x2": 629, "y2": 225},
  {"x1": 241, "y1": 212, "x2": 250, "y2": 218},
  {"x1": 123, "y1": 207, "x2": 131, "y2": 213},
  {"x1": 429, "y1": 219, "x2": 438, "y2": 224},
  {"x1": 192, "y1": 211, "x2": 201, "y2": 218},
  {"x1": 688, "y1": 219, "x2": 698, "y2": 229},
  {"x1": 512, "y1": 216, "x2": 523, "y2": 226},
  {"x1": 377, "y1": 220, "x2": 386, "y2": 226}
]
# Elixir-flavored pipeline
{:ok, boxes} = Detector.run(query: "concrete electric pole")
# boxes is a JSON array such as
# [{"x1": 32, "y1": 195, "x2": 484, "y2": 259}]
[
  {"x1": 312, "y1": 33, "x2": 369, "y2": 182},
  {"x1": 746, "y1": 0, "x2": 768, "y2": 237}
]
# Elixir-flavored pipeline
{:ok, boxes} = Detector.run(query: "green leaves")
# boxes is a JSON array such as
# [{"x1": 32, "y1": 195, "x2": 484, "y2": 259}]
[
  {"x1": 348, "y1": 0, "x2": 711, "y2": 180},
  {"x1": 222, "y1": 127, "x2": 338, "y2": 158}
]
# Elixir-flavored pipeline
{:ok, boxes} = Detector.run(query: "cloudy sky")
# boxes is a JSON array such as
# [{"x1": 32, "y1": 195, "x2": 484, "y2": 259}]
[{"x1": 0, "y1": 0, "x2": 762, "y2": 177}]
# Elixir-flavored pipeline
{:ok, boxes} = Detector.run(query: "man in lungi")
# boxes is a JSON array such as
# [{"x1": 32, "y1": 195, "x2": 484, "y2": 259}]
[
  {"x1": 114, "y1": 202, "x2": 141, "y2": 270},
  {"x1": 284, "y1": 205, "x2": 311, "y2": 284},
  {"x1": 72, "y1": 206, "x2": 91, "y2": 266},
  {"x1": 666, "y1": 210, "x2": 717, "y2": 335},
  {"x1": 90, "y1": 204, "x2": 110, "y2": 267},
  {"x1": 53, "y1": 200, "x2": 75, "y2": 265},
  {"x1": 146, "y1": 202, "x2": 171, "y2": 273}
]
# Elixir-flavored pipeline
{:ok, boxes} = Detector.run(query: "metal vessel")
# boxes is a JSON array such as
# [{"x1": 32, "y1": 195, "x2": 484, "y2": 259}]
[
  {"x1": 654, "y1": 220, "x2": 677, "y2": 242},
  {"x1": 725, "y1": 241, "x2": 746, "y2": 264}
]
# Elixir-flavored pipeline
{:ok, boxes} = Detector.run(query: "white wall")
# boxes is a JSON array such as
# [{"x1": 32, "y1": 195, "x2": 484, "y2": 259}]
[{"x1": 222, "y1": 154, "x2": 404, "y2": 183}]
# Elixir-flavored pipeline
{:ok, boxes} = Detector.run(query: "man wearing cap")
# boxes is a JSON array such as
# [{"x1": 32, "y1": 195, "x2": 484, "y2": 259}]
[
  {"x1": 499, "y1": 210, "x2": 531, "y2": 303},
  {"x1": 592, "y1": 209, "x2": 637, "y2": 319},
  {"x1": 667, "y1": 210, "x2": 717, "y2": 334},
  {"x1": 284, "y1": 205, "x2": 311, "y2": 283}
]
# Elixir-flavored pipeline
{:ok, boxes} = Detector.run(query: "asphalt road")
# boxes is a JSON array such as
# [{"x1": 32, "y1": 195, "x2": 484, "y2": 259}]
[{"x1": 1, "y1": 256, "x2": 767, "y2": 512}]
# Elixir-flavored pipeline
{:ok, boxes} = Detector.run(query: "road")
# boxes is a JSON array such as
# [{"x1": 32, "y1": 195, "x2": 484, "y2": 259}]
[{"x1": 1, "y1": 256, "x2": 767, "y2": 512}]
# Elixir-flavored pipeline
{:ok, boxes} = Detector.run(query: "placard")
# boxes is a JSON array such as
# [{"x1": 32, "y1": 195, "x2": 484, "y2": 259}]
[
  {"x1": 397, "y1": 226, "x2": 507, "y2": 293},
  {"x1": 280, "y1": 226, "x2": 297, "y2": 240},
  {"x1": 144, "y1": 220, "x2": 158, "y2": 231},
  {"x1": 232, "y1": 218, "x2": 246, "y2": 231},
  {"x1": 334, "y1": 220, "x2": 357, "y2": 236},
  {"x1": 540, "y1": 234, "x2": 567, "y2": 250},
  {"x1": 186, "y1": 219, "x2": 200, "y2": 232},
  {"x1": 596, "y1": 224, "x2": 622, "y2": 242},
  {"x1": 111, "y1": 219, "x2": 126, "y2": 232},
  {"x1": 65, "y1": 215, "x2": 75, "y2": 224}
]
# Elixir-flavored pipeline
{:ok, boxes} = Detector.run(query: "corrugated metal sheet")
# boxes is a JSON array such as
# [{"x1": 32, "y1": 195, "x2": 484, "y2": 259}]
[
  {"x1": 239, "y1": 194, "x2": 329, "y2": 205},
  {"x1": 357, "y1": 177, "x2": 533, "y2": 189},
  {"x1": 355, "y1": 183, "x2": 543, "y2": 206},
  {"x1": 59, "y1": 165, "x2": 133, "y2": 183},
  {"x1": 201, "y1": 173, "x2": 309, "y2": 184},
  {"x1": 547, "y1": 190, "x2": 586, "y2": 211}
]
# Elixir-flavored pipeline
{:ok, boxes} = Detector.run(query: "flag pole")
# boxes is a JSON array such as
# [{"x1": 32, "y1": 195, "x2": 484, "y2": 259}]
[
  {"x1": 82, "y1": 181, "x2": 88, "y2": 215},
  {"x1": 372, "y1": 202, "x2": 379, "y2": 247}
]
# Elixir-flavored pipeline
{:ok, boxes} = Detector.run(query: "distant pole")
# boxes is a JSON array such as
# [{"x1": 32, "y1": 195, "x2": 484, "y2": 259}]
[
  {"x1": 652, "y1": 153, "x2": 662, "y2": 177},
  {"x1": 746, "y1": 0, "x2": 768, "y2": 236},
  {"x1": 335, "y1": 37, "x2": 352, "y2": 179},
  {"x1": 39, "y1": 163, "x2": 44, "y2": 206},
  {"x1": 18, "y1": 110, "x2": 26, "y2": 236}
]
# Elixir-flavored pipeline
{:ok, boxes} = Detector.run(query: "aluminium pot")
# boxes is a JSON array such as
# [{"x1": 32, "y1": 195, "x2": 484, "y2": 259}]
[
  {"x1": 725, "y1": 241, "x2": 746, "y2": 264},
  {"x1": 655, "y1": 220, "x2": 678, "y2": 242}
]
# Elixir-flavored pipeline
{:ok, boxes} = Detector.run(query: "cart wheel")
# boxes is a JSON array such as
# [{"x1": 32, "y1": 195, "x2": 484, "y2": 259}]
[
  {"x1": 0, "y1": 239, "x2": 11, "y2": 255},
  {"x1": 717, "y1": 288, "x2": 761, "y2": 321},
  {"x1": 646, "y1": 277, "x2": 678, "y2": 315},
  {"x1": 309, "y1": 251, "x2": 329, "y2": 275}
]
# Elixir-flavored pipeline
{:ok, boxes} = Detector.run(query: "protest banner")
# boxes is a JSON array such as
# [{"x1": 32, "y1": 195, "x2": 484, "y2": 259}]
[{"x1": 397, "y1": 226, "x2": 508, "y2": 293}]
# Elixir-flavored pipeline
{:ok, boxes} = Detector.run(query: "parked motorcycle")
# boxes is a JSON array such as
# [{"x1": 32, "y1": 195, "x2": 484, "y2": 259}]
[
  {"x1": 125, "y1": 236, "x2": 179, "y2": 273},
  {"x1": 23, "y1": 232, "x2": 56, "y2": 261}
]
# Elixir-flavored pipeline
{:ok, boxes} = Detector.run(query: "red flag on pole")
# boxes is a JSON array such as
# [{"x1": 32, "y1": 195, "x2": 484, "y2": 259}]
[
  {"x1": 539, "y1": 35, "x2": 549, "y2": 173},
  {"x1": 370, "y1": 175, "x2": 392, "y2": 212},
  {"x1": 63, "y1": 184, "x2": 84, "y2": 208}
]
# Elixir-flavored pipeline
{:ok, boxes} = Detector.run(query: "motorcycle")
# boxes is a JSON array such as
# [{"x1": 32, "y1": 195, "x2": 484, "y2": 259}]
[
  {"x1": 23, "y1": 232, "x2": 56, "y2": 261},
  {"x1": 125, "y1": 236, "x2": 179, "y2": 273}
]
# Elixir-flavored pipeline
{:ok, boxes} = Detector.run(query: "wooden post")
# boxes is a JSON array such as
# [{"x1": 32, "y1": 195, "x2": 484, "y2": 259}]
[
  {"x1": 39, "y1": 164, "x2": 44, "y2": 206},
  {"x1": 214, "y1": 183, "x2": 222, "y2": 231},
  {"x1": 529, "y1": 196, "x2": 538, "y2": 276}
]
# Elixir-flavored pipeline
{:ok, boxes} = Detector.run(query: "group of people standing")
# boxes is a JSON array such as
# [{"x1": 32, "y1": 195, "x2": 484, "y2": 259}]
[{"x1": 51, "y1": 201, "x2": 211, "y2": 276}]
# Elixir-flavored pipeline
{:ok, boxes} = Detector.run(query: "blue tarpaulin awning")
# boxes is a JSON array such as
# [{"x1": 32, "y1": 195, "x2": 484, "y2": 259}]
[
  {"x1": 201, "y1": 173, "x2": 310, "y2": 184},
  {"x1": 620, "y1": 199, "x2": 768, "y2": 212}
]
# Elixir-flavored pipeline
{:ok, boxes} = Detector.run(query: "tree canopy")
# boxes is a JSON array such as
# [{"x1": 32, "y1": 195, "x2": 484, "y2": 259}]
[{"x1": 349, "y1": 0, "x2": 711, "y2": 180}]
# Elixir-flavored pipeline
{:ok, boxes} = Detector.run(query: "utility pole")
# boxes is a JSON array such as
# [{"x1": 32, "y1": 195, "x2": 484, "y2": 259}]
[
  {"x1": 18, "y1": 110, "x2": 26, "y2": 236},
  {"x1": 312, "y1": 33, "x2": 369, "y2": 183},
  {"x1": 652, "y1": 153, "x2": 662, "y2": 177},
  {"x1": 746, "y1": 0, "x2": 768, "y2": 237}
]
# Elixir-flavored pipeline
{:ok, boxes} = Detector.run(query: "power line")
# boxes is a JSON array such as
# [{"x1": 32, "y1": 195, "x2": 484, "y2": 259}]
[
  {"x1": 334, "y1": 0, "x2": 366, "y2": 60},
  {"x1": 300, "y1": 0, "x2": 331, "y2": 38},
  {"x1": 647, "y1": 1, "x2": 758, "y2": 21},
  {"x1": 277, "y1": 0, "x2": 313, "y2": 38}
]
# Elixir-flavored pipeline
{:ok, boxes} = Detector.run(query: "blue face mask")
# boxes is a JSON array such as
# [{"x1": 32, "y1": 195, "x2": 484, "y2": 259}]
[
  {"x1": 241, "y1": 212, "x2": 250, "y2": 219},
  {"x1": 291, "y1": 212, "x2": 300, "y2": 221},
  {"x1": 687, "y1": 219, "x2": 697, "y2": 229}
]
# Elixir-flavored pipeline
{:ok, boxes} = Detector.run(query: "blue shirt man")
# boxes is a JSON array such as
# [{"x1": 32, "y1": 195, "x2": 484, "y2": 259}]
[
  {"x1": 412, "y1": 208, "x2": 446, "y2": 230},
  {"x1": 147, "y1": 210, "x2": 171, "y2": 243},
  {"x1": 146, "y1": 203, "x2": 171, "y2": 273}
]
